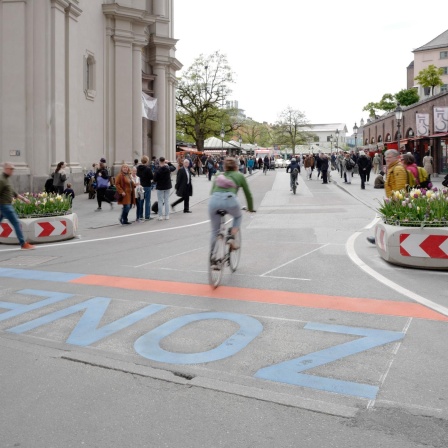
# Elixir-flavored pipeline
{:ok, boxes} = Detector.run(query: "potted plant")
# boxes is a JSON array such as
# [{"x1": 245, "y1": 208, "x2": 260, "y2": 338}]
[
  {"x1": 0, "y1": 192, "x2": 78, "y2": 245},
  {"x1": 374, "y1": 187, "x2": 448, "y2": 269}
]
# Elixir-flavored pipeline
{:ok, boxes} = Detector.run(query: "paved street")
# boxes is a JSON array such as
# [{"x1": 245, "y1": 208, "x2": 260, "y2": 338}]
[{"x1": 1, "y1": 166, "x2": 447, "y2": 447}]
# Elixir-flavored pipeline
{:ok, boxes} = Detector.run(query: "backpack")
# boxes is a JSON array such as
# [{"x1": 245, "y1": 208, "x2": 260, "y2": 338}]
[
  {"x1": 417, "y1": 167, "x2": 428, "y2": 185},
  {"x1": 406, "y1": 170, "x2": 417, "y2": 189},
  {"x1": 345, "y1": 159, "x2": 354, "y2": 170}
]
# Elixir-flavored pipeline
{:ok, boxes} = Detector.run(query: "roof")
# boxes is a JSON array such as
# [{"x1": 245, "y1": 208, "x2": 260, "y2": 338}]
[
  {"x1": 204, "y1": 136, "x2": 237, "y2": 149},
  {"x1": 305, "y1": 123, "x2": 348, "y2": 133},
  {"x1": 413, "y1": 29, "x2": 448, "y2": 52}
]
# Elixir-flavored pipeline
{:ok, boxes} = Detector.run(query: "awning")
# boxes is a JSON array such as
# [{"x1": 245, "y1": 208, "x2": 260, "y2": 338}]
[{"x1": 428, "y1": 132, "x2": 448, "y2": 138}]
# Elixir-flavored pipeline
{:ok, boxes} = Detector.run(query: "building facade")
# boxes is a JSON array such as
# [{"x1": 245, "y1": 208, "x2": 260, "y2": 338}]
[{"x1": 0, "y1": 0, "x2": 181, "y2": 193}]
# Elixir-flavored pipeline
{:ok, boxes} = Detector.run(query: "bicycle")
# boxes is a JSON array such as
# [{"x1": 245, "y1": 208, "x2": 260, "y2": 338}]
[{"x1": 208, "y1": 209, "x2": 243, "y2": 288}]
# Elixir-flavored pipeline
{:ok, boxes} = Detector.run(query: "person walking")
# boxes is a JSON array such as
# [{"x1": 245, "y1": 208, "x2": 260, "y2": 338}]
[
  {"x1": 51, "y1": 161, "x2": 67, "y2": 194},
  {"x1": 136, "y1": 155, "x2": 154, "y2": 221},
  {"x1": 95, "y1": 158, "x2": 113, "y2": 211},
  {"x1": 422, "y1": 151, "x2": 434, "y2": 177},
  {"x1": 0, "y1": 162, "x2": 35, "y2": 249},
  {"x1": 367, "y1": 150, "x2": 407, "y2": 244},
  {"x1": 343, "y1": 153, "x2": 354, "y2": 184},
  {"x1": 357, "y1": 151, "x2": 370, "y2": 189},
  {"x1": 153, "y1": 157, "x2": 176, "y2": 220},
  {"x1": 172, "y1": 159, "x2": 194, "y2": 213},
  {"x1": 115, "y1": 164, "x2": 135, "y2": 225},
  {"x1": 320, "y1": 154, "x2": 329, "y2": 184},
  {"x1": 372, "y1": 153, "x2": 380, "y2": 175}
]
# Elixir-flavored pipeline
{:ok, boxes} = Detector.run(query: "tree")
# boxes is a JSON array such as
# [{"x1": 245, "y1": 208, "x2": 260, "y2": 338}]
[
  {"x1": 377, "y1": 93, "x2": 396, "y2": 112},
  {"x1": 394, "y1": 88, "x2": 419, "y2": 106},
  {"x1": 414, "y1": 64, "x2": 444, "y2": 96},
  {"x1": 238, "y1": 119, "x2": 272, "y2": 147},
  {"x1": 176, "y1": 51, "x2": 236, "y2": 151},
  {"x1": 272, "y1": 107, "x2": 310, "y2": 155}
]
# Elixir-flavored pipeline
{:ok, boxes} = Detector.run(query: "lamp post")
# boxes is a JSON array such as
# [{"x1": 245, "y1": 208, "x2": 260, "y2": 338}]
[
  {"x1": 238, "y1": 135, "x2": 242, "y2": 156},
  {"x1": 220, "y1": 125, "x2": 225, "y2": 158},
  {"x1": 335, "y1": 128, "x2": 339, "y2": 152},
  {"x1": 395, "y1": 103, "x2": 403, "y2": 152},
  {"x1": 353, "y1": 122, "x2": 359, "y2": 152},
  {"x1": 330, "y1": 134, "x2": 333, "y2": 153}
]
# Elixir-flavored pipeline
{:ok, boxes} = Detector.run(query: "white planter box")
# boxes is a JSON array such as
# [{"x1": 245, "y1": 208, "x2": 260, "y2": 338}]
[
  {"x1": 0, "y1": 213, "x2": 78, "y2": 245},
  {"x1": 374, "y1": 221, "x2": 448, "y2": 270}
]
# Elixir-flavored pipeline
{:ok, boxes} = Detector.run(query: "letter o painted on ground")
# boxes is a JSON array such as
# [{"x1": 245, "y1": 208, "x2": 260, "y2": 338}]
[{"x1": 134, "y1": 311, "x2": 263, "y2": 364}]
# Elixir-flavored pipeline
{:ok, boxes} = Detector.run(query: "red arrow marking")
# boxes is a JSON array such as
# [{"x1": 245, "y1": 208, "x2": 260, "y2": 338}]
[
  {"x1": 420, "y1": 235, "x2": 448, "y2": 259},
  {"x1": 0, "y1": 223, "x2": 13, "y2": 237},
  {"x1": 37, "y1": 222, "x2": 56, "y2": 237},
  {"x1": 399, "y1": 233, "x2": 411, "y2": 257}
]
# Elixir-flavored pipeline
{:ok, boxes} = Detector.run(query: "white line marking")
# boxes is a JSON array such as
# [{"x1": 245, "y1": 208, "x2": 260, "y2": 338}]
[
  {"x1": 132, "y1": 246, "x2": 207, "y2": 268},
  {"x1": 346, "y1": 228, "x2": 448, "y2": 318},
  {"x1": 260, "y1": 244, "x2": 329, "y2": 277}
]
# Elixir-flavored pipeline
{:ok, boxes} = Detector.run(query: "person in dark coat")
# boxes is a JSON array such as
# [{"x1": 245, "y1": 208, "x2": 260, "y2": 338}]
[
  {"x1": 357, "y1": 151, "x2": 370, "y2": 189},
  {"x1": 95, "y1": 158, "x2": 113, "y2": 211},
  {"x1": 171, "y1": 159, "x2": 194, "y2": 213},
  {"x1": 320, "y1": 154, "x2": 329, "y2": 184},
  {"x1": 153, "y1": 157, "x2": 176, "y2": 220},
  {"x1": 136, "y1": 155, "x2": 154, "y2": 221}
]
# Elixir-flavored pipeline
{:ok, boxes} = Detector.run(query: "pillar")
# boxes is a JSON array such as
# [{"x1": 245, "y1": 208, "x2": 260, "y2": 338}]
[{"x1": 152, "y1": 63, "x2": 166, "y2": 159}]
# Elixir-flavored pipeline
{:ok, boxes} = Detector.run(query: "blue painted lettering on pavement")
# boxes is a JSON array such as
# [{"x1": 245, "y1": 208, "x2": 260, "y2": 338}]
[
  {"x1": 0, "y1": 289, "x2": 73, "y2": 322},
  {"x1": 0, "y1": 268, "x2": 83, "y2": 282},
  {"x1": 8, "y1": 296, "x2": 167, "y2": 346},
  {"x1": 134, "y1": 311, "x2": 263, "y2": 364},
  {"x1": 255, "y1": 322, "x2": 404, "y2": 399}
]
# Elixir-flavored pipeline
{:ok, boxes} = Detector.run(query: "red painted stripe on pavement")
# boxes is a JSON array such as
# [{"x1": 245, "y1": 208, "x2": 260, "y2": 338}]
[{"x1": 70, "y1": 274, "x2": 448, "y2": 322}]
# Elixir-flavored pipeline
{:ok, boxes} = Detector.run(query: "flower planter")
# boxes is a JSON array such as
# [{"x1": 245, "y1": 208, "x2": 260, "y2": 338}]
[
  {"x1": 374, "y1": 221, "x2": 448, "y2": 270},
  {"x1": 0, "y1": 213, "x2": 78, "y2": 245}
]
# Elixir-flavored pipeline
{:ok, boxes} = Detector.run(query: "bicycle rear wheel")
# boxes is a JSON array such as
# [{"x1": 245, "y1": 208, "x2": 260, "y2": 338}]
[
  {"x1": 209, "y1": 235, "x2": 225, "y2": 288},
  {"x1": 292, "y1": 180, "x2": 297, "y2": 194},
  {"x1": 228, "y1": 230, "x2": 241, "y2": 272}
]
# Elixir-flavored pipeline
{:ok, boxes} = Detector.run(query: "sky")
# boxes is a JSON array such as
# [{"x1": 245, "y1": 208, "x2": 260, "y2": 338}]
[{"x1": 174, "y1": 0, "x2": 448, "y2": 135}]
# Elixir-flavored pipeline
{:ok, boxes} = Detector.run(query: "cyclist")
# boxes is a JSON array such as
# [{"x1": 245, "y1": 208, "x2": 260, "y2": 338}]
[
  {"x1": 286, "y1": 157, "x2": 300, "y2": 191},
  {"x1": 209, "y1": 157, "x2": 255, "y2": 252}
]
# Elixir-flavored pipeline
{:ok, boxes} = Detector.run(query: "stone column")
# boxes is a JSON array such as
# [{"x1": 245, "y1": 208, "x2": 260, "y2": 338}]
[
  {"x1": 152, "y1": 63, "x2": 166, "y2": 159},
  {"x1": 1, "y1": 0, "x2": 27, "y2": 168},
  {"x1": 50, "y1": 0, "x2": 69, "y2": 166},
  {"x1": 113, "y1": 19, "x2": 133, "y2": 168},
  {"x1": 65, "y1": 1, "x2": 83, "y2": 184}
]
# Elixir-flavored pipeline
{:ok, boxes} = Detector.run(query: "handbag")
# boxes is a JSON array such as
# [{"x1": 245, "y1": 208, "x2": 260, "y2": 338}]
[{"x1": 96, "y1": 176, "x2": 109, "y2": 189}]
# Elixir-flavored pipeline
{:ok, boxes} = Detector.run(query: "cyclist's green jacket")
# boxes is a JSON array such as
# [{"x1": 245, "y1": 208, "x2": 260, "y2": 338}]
[{"x1": 210, "y1": 170, "x2": 254, "y2": 212}]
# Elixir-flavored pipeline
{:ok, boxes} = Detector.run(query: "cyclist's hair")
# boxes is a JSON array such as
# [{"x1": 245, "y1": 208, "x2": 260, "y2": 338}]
[{"x1": 224, "y1": 157, "x2": 238, "y2": 171}]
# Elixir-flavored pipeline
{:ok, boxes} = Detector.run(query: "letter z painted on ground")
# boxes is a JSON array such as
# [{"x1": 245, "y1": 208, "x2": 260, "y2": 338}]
[{"x1": 255, "y1": 322, "x2": 404, "y2": 399}]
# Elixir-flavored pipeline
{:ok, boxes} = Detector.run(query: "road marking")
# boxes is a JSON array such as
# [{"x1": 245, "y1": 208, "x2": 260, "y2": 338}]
[
  {"x1": 1, "y1": 266, "x2": 447, "y2": 321},
  {"x1": 346, "y1": 224, "x2": 448, "y2": 318}
]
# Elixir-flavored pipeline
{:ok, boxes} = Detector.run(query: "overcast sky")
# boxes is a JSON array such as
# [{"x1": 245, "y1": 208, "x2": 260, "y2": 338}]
[{"x1": 174, "y1": 1, "x2": 448, "y2": 134}]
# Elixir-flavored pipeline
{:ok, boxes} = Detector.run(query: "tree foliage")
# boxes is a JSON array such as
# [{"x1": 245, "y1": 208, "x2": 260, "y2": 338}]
[
  {"x1": 394, "y1": 88, "x2": 420, "y2": 106},
  {"x1": 176, "y1": 51, "x2": 237, "y2": 151},
  {"x1": 414, "y1": 64, "x2": 444, "y2": 96},
  {"x1": 238, "y1": 119, "x2": 272, "y2": 147},
  {"x1": 272, "y1": 107, "x2": 310, "y2": 155}
]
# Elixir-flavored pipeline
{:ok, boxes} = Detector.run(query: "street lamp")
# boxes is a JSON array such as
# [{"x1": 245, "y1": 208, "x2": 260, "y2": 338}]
[
  {"x1": 395, "y1": 103, "x2": 403, "y2": 152},
  {"x1": 330, "y1": 134, "x2": 333, "y2": 153},
  {"x1": 353, "y1": 122, "x2": 359, "y2": 151},
  {"x1": 335, "y1": 128, "x2": 339, "y2": 151},
  {"x1": 238, "y1": 135, "x2": 242, "y2": 156},
  {"x1": 220, "y1": 125, "x2": 225, "y2": 158}
]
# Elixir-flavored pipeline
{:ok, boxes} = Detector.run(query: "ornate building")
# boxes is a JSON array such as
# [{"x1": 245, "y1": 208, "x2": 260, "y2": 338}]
[{"x1": 0, "y1": 0, "x2": 181, "y2": 192}]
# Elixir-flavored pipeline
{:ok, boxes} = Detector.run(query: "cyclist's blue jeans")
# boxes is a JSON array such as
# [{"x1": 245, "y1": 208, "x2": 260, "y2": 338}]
[
  {"x1": 0, "y1": 204, "x2": 25, "y2": 246},
  {"x1": 208, "y1": 192, "x2": 241, "y2": 246}
]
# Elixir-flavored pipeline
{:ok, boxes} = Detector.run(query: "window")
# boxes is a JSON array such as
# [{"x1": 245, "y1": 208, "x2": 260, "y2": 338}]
[
  {"x1": 424, "y1": 87, "x2": 431, "y2": 96},
  {"x1": 441, "y1": 84, "x2": 448, "y2": 93},
  {"x1": 442, "y1": 67, "x2": 448, "y2": 75},
  {"x1": 84, "y1": 51, "x2": 96, "y2": 101},
  {"x1": 441, "y1": 51, "x2": 448, "y2": 59}
]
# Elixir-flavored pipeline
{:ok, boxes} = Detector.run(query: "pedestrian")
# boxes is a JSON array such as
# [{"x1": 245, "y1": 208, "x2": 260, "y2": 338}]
[
  {"x1": 95, "y1": 158, "x2": 113, "y2": 211},
  {"x1": 171, "y1": 159, "x2": 194, "y2": 213},
  {"x1": 0, "y1": 162, "x2": 35, "y2": 250},
  {"x1": 343, "y1": 153, "x2": 354, "y2": 184},
  {"x1": 63, "y1": 182, "x2": 75, "y2": 204},
  {"x1": 206, "y1": 156, "x2": 215, "y2": 181},
  {"x1": 136, "y1": 155, "x2": 154, "y2": 221},
  {"x1": 422, "y1": 151, "x2": 434, "y2": 176},
  {"x1": 51, "y1": 161, "x2": 67, "y2": 194},
  {"x1": 357, "y1": 151, "x2": 370, "y2": 189},
  {"x1": 367, "y1": 150, "x2": 407, "y2": 244},
  {"x1": 153, "y1": 157, "x2": 176, "y2": 220},
  {"x1": 372, "y1": 153, "x2": 380, "y2": 175},
  {"x1": 115, "y1": 164, "x2": 134, "y2": 225},
  {"x1": 320, "y1": 154, "x2": 329, "y2": 184},
  {"x1": 130, "y1": 166, "x2": 143, "y2": 222},
  {"x1": 247, "y1": 157, "x2": 254, "y2": 175}
]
